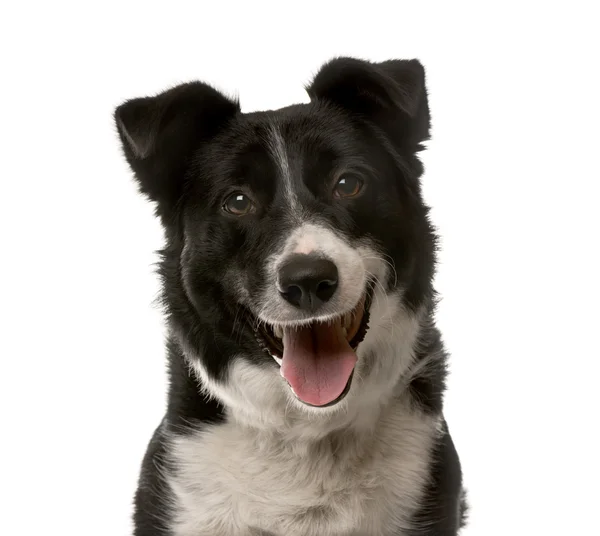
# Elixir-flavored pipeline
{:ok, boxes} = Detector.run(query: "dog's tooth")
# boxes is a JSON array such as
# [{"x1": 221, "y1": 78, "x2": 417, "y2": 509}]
[
  {"x1": 274, "y1": 325, "x2": 283, "y2": 339},
  {"x1": 344, "y1": 313, "x2": 352, "y2": 329},
  {"x1": 341, "y1": 327, "x2": 348, "y2": 338},
  {"x1": 272, "y1": 354, "x2": 282, "y2": 366}
]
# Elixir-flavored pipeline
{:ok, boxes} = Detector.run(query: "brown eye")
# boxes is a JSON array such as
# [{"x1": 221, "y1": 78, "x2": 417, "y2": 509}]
[
  {"x1": 223, "y1": 192, "x2": 255, "y2": 215},
  {"x1": 333, "y1": 175, "x2": 363, "y2": 198}
]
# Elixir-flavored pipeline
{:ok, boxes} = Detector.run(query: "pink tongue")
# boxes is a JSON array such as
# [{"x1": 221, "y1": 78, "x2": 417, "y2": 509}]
[{"x1": 281, "y1": 322, "x2": 357, "y2": 406}]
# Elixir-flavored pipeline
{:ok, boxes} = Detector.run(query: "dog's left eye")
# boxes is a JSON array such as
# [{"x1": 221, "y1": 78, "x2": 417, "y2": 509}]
[
  {"x1": 223, "y1": 192, "x2": 255, "y2": 215},
  {"x1": 333, "y1": 175, "x2": 363, "y2": 198}
]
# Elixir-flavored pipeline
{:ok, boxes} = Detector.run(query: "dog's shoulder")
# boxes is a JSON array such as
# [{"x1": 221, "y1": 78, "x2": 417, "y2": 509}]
[{"x1": 133, "y1": 419, "x2": 173, "y2": 536}]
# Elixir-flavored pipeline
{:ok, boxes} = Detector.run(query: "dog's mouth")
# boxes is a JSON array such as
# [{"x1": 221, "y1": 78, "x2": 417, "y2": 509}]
[{"x1": 252, "y1": 285, "x2": 373, "y2": 408}]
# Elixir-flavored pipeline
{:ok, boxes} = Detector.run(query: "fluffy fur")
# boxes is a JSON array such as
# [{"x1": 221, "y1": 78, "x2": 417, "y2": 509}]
[{"x1": 115, "y1": 57, "x2": 467, "y2": 535}]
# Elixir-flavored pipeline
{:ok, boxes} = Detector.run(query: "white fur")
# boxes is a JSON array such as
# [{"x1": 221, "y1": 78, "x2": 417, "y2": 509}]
[
  {"x1": 267, "y1": 125, "x2": 299, "y2": 213},
  {"x1": 167, "y1": 398, "x2": 438, "y2": 536}
]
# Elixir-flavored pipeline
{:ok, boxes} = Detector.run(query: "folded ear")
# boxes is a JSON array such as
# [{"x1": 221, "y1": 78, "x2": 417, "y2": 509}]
[
  {"x1": 306, "y1": 57, "x2": 430, "y2": 153},
  {"x1": 115, "y1": 82, "x2": 240, "y2": 222}
]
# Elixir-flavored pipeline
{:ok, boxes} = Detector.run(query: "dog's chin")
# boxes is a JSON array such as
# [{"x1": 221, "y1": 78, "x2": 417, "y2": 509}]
[{"x1": 247, "y1": 284, "x2": 374, "y2": 409}]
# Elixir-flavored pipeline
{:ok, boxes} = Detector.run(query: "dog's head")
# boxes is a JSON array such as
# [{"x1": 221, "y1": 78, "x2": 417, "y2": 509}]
[{"x1": 116, "y1": 58, "x2": 436, "y2": 426}]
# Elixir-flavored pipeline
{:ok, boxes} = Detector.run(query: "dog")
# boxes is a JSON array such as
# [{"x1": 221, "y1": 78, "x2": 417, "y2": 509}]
[{"x1": 115, "y1": 57, "x2": 467, "y2": 536}]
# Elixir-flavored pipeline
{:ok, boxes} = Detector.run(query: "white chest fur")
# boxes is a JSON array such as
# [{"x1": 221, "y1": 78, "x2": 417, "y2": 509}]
[{"x1": 167, "y1": 402, "x2": 437, "y2": 536}]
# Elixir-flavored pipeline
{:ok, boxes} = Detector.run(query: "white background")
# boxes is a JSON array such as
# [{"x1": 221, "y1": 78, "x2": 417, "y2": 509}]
[{"x1": 1, "y1": 2, "x2": 599, "y2": 535}]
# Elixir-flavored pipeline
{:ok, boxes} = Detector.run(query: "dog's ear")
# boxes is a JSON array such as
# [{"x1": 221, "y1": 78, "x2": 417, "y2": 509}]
[
  {"x1": 115, "y1": 82, "x2": 240, "y2": 222},
  {"x1": 306, "y1": 57, "x2": 430, "y2": 153}
]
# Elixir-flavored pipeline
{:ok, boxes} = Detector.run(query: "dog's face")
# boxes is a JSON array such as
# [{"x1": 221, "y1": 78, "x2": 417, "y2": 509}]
[{"x1": 116, "y1": 58, "x2": 435, "y2": 421}]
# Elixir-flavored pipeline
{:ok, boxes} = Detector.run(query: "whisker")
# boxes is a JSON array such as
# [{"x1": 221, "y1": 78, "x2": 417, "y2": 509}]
[{"x1": 360, "y1": 254, "x2": 398, "y2": 288}]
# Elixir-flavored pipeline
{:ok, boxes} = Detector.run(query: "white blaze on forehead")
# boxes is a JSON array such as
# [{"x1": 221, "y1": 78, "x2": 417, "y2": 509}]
[{"x1": 267, "y1": 123, "x2": 299, "y2": 211}]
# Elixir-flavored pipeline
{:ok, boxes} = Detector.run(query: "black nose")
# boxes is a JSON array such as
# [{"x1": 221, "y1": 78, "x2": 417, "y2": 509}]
[{"x1": 278, "y1": 255, "x2": 339, "y2": 311}]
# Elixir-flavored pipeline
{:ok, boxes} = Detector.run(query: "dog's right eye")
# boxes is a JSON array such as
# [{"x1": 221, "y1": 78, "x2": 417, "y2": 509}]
[{"x1": 223, "y1": 192, "x2": 255, "y2": 216}]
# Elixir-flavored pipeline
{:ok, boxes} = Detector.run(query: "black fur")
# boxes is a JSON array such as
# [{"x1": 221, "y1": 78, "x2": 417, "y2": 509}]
[
  {"x1": 116, "y1": 57, "x2": 466, "y2": 535},
  {"x1": 409, "y1": 422, "x2": 467, "y2": 535}
]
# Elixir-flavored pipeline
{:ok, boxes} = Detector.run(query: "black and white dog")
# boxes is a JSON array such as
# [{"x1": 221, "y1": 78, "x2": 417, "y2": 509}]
[{"x1": 115, "y1": 57, "x2": 466, "y2": 536}]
